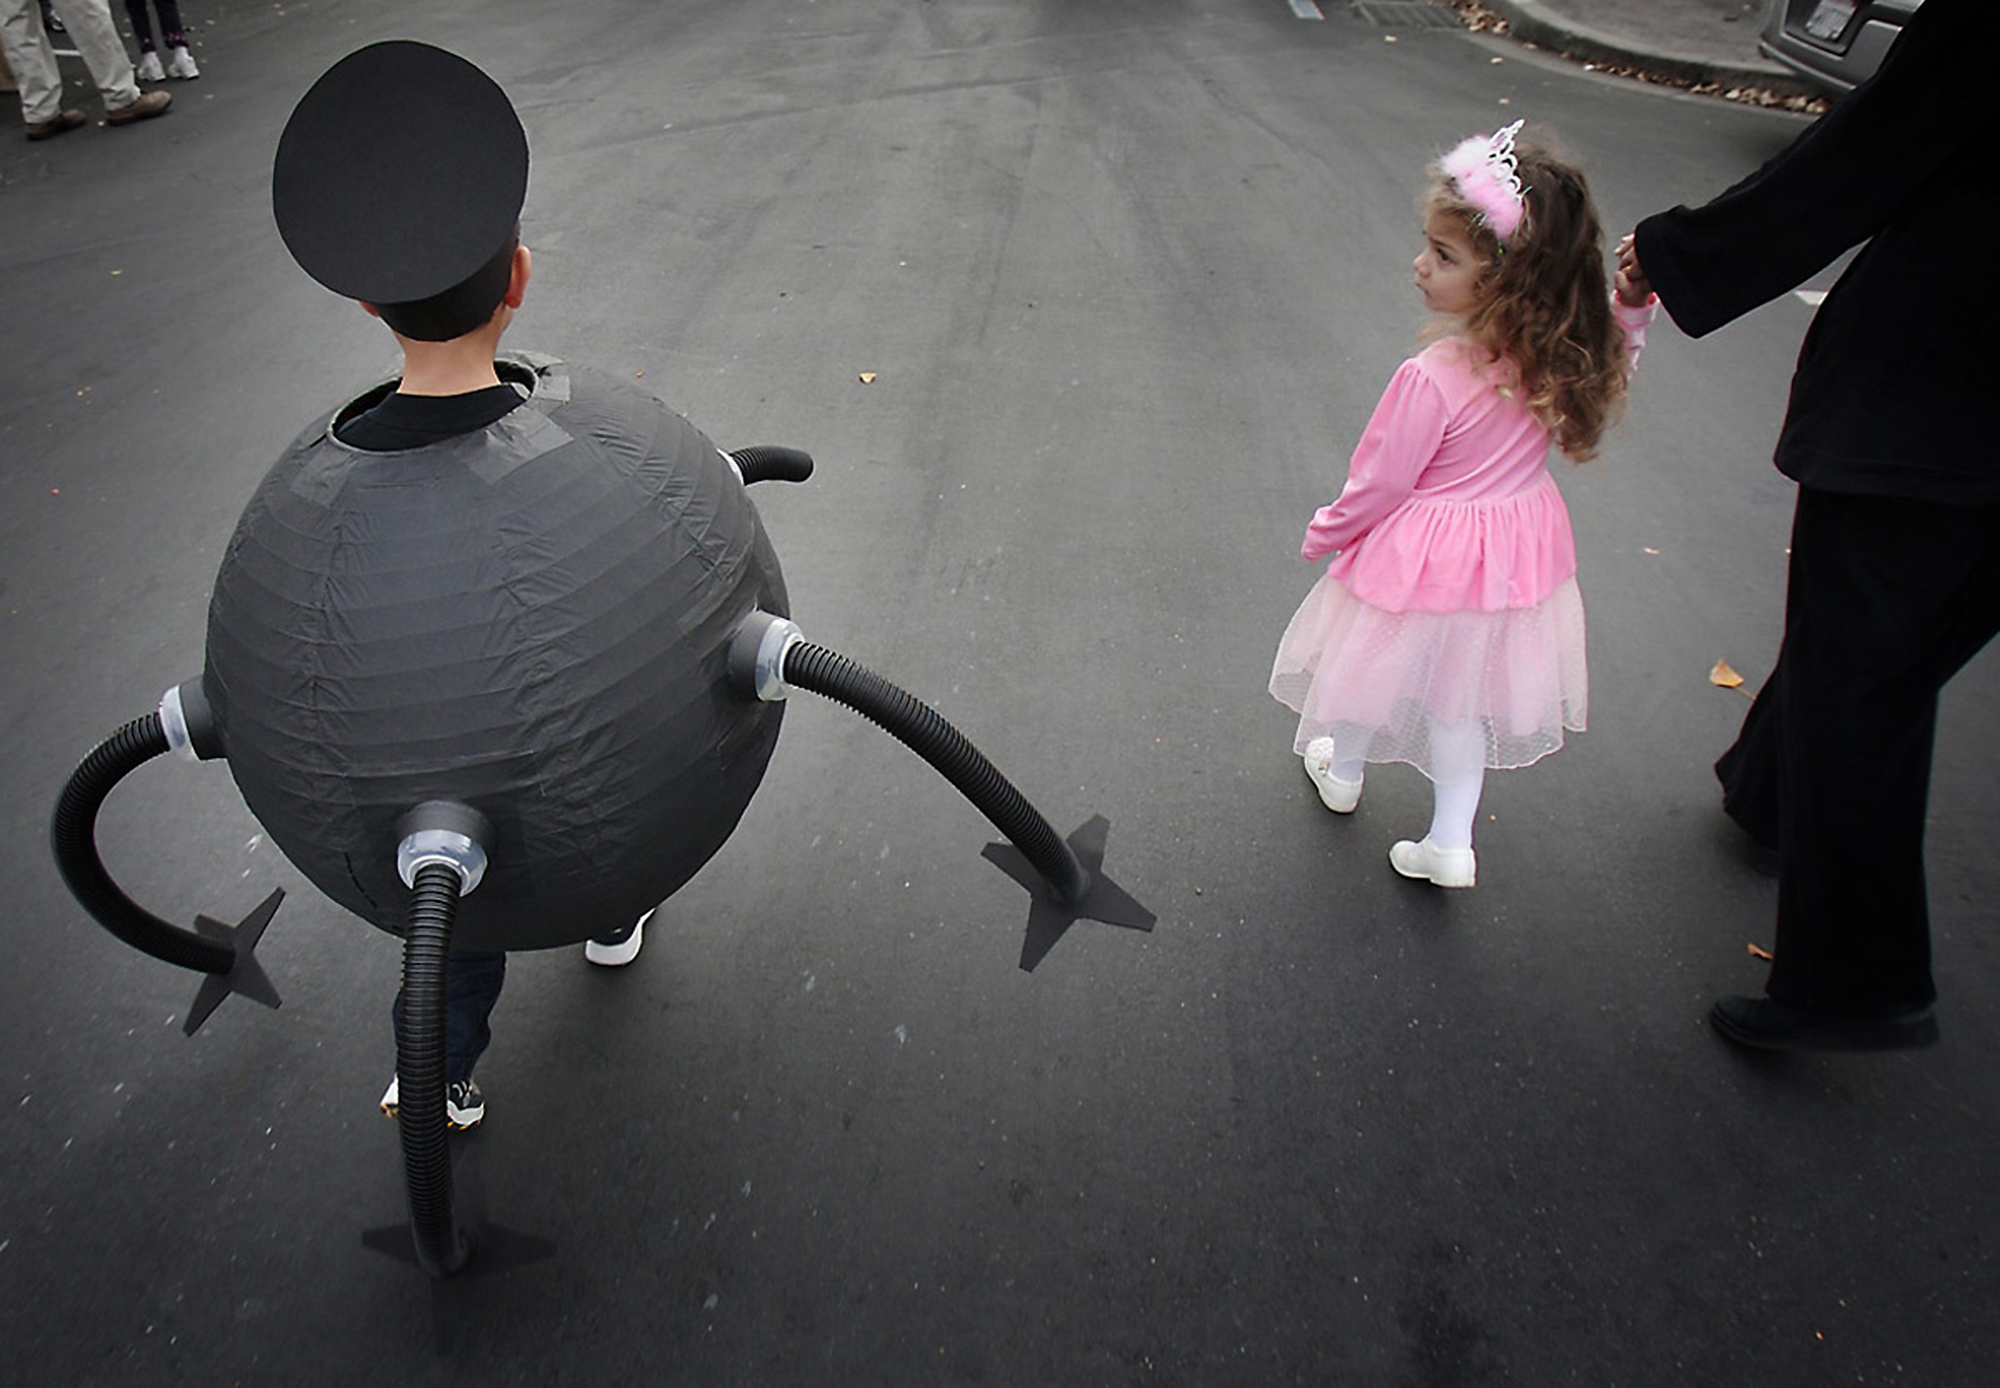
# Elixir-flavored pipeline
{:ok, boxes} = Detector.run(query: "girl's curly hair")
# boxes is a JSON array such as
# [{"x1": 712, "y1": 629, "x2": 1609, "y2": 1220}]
[{"x1": 1426, "y1": 140, "x2": 1627, "y2": 461}]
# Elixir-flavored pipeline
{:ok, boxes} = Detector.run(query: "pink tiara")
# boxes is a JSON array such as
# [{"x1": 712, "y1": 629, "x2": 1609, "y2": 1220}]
[{"x1": 1441, "y1": 119, "x2": 1527, "y2": 242}]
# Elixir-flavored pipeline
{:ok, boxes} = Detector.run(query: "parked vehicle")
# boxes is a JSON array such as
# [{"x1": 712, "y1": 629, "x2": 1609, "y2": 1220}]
[{"x1": 1760, "y1": 0, "x2": 1924, "y2": 94}]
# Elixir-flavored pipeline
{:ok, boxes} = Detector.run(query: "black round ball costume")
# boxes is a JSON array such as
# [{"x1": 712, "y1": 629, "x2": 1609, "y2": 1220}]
[
  {"x1": 204, "y1": 354, "x2": 788, "y2": 951},
  {"x1": 199, "y1": 41, "x2": 789, "y2": 950},
  {"x1": 46, "y1": 34, "x2": 1152, "y2": 1283}
]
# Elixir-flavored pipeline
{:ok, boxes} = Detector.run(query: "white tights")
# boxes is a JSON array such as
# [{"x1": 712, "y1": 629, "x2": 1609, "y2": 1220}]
[
  {"x1": 1423, "y1": 718, "x2": 1487, "y2": 851},
  {"x1": 1326, "y1": 717, "x2": 1486, "y2": 851}
]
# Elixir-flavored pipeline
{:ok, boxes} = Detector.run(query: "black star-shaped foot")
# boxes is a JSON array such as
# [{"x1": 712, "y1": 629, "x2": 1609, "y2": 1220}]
[
  {"x1": 981, "y1": 815, "x2": 1154, "y2": 972},
  {"x1": 363, "y1": 1139, "x2": 557, "y2": 1339},
  {"x1": 182, "y1": 888, "x2": 286, "y2": 1035}
]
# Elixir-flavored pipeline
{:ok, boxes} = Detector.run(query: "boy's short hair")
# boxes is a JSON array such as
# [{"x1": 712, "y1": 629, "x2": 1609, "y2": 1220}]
[{"x1": 372, "y1": 232, "x2": 521, "y2": 342}]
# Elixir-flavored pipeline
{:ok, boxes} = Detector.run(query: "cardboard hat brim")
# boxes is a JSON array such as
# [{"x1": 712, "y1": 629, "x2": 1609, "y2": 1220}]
[{"x1": 273, "y1": 41, "x2": 528, "y2": 306}]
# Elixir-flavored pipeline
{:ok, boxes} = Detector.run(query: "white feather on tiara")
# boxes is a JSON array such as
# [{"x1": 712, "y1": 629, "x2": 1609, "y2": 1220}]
[{"x1": 1441, "y1": 119, "x2": 1528, "y2": 242}]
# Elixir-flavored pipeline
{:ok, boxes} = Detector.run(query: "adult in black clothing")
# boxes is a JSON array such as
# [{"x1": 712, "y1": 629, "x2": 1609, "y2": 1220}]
[{"x1": 1625, "y1": 0, "x2": 1998, "y2": 1050}]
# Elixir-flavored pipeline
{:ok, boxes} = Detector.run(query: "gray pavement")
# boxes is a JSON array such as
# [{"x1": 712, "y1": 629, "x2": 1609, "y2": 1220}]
[
  {"x1": 0, "y1": 1, "x2": 1833, "y2": 110},
  {"x1": 1480, "y1": 0, "x2": 1823, "y2": 96},
  {"x1": 3, "y1": 2, "x2": 1993, "y2": 1385}
]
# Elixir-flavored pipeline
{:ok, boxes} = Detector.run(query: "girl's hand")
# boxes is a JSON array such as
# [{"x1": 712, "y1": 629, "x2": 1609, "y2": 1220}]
[{"x1": 1614, "y1": 235, "x2": 1652, "y2": 307}]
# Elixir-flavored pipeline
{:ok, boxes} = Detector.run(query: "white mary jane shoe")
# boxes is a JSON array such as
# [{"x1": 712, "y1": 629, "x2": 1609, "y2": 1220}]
[
  {"x1": 1302, "y1": 737, "x2": 1363, "y2": 814},
  {"x1": 1388, "y1": 837, "x2": 1476, "y2": 888}
]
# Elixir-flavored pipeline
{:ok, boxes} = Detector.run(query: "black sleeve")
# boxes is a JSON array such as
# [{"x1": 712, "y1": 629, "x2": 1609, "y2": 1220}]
[{"x1": 1634, "y1": 0, "x2": 1992, "y2": 338}]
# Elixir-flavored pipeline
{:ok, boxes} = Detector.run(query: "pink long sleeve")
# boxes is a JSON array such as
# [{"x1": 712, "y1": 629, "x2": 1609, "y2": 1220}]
[
  {"x1": 1301, "y1": 359, "x2": 1450, "y2": 562},
  {"x1": 1615, "y1": 295, "x2": 1657, "y2": 376}
]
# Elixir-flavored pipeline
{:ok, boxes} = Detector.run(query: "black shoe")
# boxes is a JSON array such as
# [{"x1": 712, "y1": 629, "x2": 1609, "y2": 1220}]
[{"x1": 1709, "y1": 995, "x2": 1938, "y2": 1051}]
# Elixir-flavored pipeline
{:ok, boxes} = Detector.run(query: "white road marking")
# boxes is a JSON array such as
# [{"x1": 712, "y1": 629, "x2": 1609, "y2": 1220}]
[{"x1": 1290, "y1": 0, "x2": 1326, "y2": 19}]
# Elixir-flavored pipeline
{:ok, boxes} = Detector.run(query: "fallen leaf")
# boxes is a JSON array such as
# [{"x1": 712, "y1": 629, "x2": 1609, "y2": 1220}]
[
  {"x1": 1747, "y1": 942, "x2": 1773, "y2": 961},
  {"x1": 858, "y1": 372, "x2": 878, "y2": 384},
  {"x1": 1709, "y1": 660, "x2": 1745, "y2": 689}
]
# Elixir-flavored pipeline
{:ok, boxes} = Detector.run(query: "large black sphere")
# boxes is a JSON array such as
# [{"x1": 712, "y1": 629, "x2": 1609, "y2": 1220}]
[{"x1": 202, "y1": 354, "x2": 787, "y2": 951}]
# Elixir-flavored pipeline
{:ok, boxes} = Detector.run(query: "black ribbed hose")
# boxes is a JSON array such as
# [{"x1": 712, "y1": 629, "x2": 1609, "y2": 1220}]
[
  {"x1": 51, "y1": 714, "x2": 234, "y2": 975},
  {"x1": 397, "y1": 861, "x2": 471, "y2": 1277},
  {"x1": 781, "y1": 642, "x2": 1089, "y2": 904},
  {"x1": 731, "y1": 445, "x2": 814, "y2": 486}
]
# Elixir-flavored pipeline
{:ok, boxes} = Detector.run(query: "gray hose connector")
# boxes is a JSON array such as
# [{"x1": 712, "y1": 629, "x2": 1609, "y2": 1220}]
[
  {"x1": 728, "y1": 610, "x2": 805, "y2": 704},
  {"x1": 395, "y1": 801, "x2": 494, "y2": 895},
  {"x1": 159, "y1": 678, "x2": 223, "y2": 762}
]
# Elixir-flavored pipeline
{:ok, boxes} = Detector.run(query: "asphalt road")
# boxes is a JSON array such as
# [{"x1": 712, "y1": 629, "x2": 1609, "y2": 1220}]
[{"x1": 4, "y1": 1, "x2": 1995, "y2": 1383}]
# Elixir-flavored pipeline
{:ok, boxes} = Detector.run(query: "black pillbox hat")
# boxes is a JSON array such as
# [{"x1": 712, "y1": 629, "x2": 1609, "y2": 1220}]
[{"x1": 273, "y1": 41, "x2": 529, "y2": 341}]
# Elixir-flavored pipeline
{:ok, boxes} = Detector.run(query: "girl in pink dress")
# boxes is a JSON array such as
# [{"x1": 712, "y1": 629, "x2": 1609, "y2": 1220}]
[{"x1": 1269, "y1": 122, "x2": 1655, "y2": 887}]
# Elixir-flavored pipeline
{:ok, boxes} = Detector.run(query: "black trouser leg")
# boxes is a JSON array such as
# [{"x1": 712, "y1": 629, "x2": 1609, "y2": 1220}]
[
  {"x1": 122, "y1": 1, "x2": 153, "y2": 49},
  {"x1": 1715, "y1": 660, "x2": 1783, "y2": 850},
  {"x1": 1765, "y1": 488, "x2": 2000, "y2": 1010},
  {"x1": 393, "y1": 949, "x2": 507, "y2": 1085}
]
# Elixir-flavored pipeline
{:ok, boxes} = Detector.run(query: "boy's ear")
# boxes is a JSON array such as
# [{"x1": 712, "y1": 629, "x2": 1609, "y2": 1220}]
[
  {"x1": 504, "y1": 244, "x2": 532, "y2": 309},
  {"x1": 360, "y1": 301, "x2": 383, "y2": 320}
]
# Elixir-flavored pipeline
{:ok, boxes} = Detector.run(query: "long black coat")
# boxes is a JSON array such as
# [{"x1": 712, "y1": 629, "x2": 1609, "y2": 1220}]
[{"x1": 1635, "y1": 0, "x2": 1999, "y2": 503}]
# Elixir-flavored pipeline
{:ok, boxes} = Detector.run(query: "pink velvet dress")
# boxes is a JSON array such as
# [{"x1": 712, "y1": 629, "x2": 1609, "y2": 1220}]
[{"x1": 1269, "y1": 305, "x2": 1652, "y2": 777}]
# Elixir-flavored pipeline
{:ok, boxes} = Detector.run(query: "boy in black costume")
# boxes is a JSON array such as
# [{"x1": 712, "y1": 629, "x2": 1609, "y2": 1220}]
[{"x1": 268, "y1": 42, "x2": 650, "y2": 1127}]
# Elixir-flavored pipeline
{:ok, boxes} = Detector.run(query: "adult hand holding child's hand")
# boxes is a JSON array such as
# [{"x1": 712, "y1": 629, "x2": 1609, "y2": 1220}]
[{"x1": 1614, "y1": 234, "x2": 1651, "y2": 307}]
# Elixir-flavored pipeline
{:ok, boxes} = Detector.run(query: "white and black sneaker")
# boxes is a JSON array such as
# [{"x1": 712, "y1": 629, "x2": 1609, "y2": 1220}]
[
  {"x1": 585, "y1": 908, "x2": 651, "y2": 967},
  {"x1": 446, "y1": 1079, "x2": 485, "y2": 1129},
  {"x1": 378, "y1": 1076, "x2": 486, "y2": 1129}
]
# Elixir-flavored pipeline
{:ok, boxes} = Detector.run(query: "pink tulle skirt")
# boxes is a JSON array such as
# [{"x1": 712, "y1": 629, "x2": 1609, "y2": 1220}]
[{"x1": 1268, "y1": 570, "x2": 1587, "y2": 777}]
